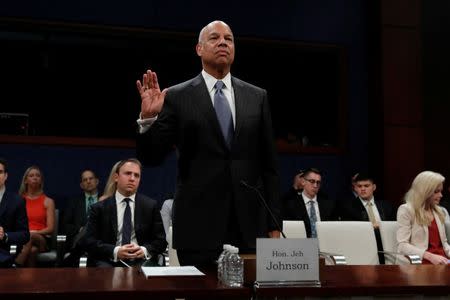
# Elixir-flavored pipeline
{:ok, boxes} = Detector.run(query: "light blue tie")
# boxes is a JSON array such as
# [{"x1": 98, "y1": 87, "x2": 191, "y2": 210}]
[
  {"x1": 309, "y1": 201, "x2": 317, "y2": 238},
  {"x1": 214, "y1": 81, "x2": 234, "y2": 148},
  {"x1": 87, "y1": 196, "x2": 95, "y2": 214}
]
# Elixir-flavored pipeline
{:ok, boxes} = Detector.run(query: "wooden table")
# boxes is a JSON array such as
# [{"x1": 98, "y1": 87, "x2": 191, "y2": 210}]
[
  {"x1": 0, "y1": 267, "x2": 251, "y2": 300},
  {"x1": 3, "y1": 265, "x2": 450, "y2": 299},
  {"x1": 255, "y1": 264, "x2": 450, "y2": 298}
]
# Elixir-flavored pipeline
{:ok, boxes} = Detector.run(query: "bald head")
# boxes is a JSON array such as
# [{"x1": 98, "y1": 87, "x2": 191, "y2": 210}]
[
  {"x1": 196, "y1": 20, "x2": 235, "y2": 78},
  {"x1": 198, "y1": 20, "x2": 233, "y2": 44}
]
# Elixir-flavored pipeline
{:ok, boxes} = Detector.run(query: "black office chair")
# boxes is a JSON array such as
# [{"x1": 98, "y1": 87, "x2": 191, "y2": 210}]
[{"x1": 36, "y1": 209, "x2": 66, "y2": 267}]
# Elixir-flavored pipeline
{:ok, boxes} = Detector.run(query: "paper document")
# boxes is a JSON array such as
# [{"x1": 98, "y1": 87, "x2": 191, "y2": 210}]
[{"x1": 141, "y1": 266, "x2": 205, "y2": 277}]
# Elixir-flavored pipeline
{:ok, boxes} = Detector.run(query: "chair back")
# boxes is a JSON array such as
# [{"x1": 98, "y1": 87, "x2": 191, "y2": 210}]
[
  {"x1": 168, "y1": 226, "x2": 180, "y2": 266},
  {"x1": 378, "y1": 221, "x2": 398, "y2": 265},
  {"x1": 316, "y1": 221, "x2": 379, "y2": 265},
  {"x1": 445, "y1": 222, "x2": 450, "y2": 243},
  {"x1": 282, "y1": 220, "x2": 307, "y2": 238},
  {"x1": 36, "y1": 209, "x2": 66, "y2": 267}
]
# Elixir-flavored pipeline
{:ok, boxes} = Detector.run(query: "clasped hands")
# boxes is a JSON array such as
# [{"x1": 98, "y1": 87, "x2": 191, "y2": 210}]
[{"x1": 117, "y1": 244, "x2": 145, "y2": 260}]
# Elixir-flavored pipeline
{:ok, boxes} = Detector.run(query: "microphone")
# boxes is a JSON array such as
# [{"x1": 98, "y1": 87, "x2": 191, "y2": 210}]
[{"x1": 240, "y1": 180, "x2": 286, "y2": 238}]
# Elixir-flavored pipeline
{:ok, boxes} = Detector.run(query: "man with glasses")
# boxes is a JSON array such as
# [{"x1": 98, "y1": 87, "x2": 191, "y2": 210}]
[{"x1": 282, "y1": 168, "x2": 337, "y2": 238}]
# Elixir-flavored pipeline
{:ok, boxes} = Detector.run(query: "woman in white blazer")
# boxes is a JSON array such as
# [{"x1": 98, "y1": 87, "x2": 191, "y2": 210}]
[{"x1": 397, "y1": 171, "x2": 450, "y2": 265}]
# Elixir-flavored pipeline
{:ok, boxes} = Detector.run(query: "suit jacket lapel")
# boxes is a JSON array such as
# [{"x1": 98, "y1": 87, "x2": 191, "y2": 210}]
[
  {"x1": 0, "y1": 193, "x2": 8, "y2": 221},
  {"x1": 298, "y1": 194, "x2": 312, "y2": 236},
  {"x1": 232, "y1": 77, "x2": 248, "y2": 142},
  {"x1": 80, "y1": 196, "x2": 87, "y2": 225},
  {"x1": 134, "y1": 195, "x2": 141, "y2": 241},
  {"x1": 374, "y1": 199, "x2": 384, "y2": 220},
  {"x1": 355, "y1": 198, "x2": 368, "y2": 221},
  {"x1": 107, "y1": 198, "x2": 118, "y2": 240}
]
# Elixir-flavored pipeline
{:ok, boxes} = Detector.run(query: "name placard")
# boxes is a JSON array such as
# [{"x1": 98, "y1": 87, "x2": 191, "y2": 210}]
[{"x1": 256, "y1": 238, "x2": 320, "y2": 286}]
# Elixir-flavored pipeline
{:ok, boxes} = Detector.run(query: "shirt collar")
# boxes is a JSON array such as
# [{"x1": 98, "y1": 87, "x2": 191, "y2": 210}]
[
  {"x1": 359, "y1": 196, "x2": 375, "y2": 206},
  {"x1": 115, "y1": 191, "x2": 136, "y2": 204},
  {"x1": 302, "y1": 191, "x2": 317, "y2": 203},
  {"x1": 84, "y1": 193, "x2": 98, "y2": 200},
  {"x1": 201, "y1": 70, "x2": 232, "y2": 94}
]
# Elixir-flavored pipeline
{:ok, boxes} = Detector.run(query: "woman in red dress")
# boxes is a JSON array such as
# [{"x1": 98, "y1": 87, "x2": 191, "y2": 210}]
[
  {"x1": 15, "y1": 166, "x2": 55, "y2": 267},
  {"x1": 397, "y1": 171, "x2": 450, "y2": 265}
]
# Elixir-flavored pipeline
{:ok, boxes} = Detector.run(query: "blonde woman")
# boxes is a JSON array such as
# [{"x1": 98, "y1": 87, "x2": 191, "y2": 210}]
[
  {"x1": 99, "y1": 161, "x2": 121, "y2": 201},
  {"x1": 16, "y1": 166, "x2": 55, "y2": 267},
  {"x1": 397, "y1": 171, "x2": 450, "y2": 264}
]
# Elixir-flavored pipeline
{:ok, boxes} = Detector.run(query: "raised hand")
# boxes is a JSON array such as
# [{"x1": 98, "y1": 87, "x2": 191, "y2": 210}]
[{"x1": 136, "y1": 69, "x2": 168, "y2": 119}]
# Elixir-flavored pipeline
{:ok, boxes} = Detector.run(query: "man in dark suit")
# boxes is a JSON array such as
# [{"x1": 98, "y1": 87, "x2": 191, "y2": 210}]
[
  {"x1": 340, "y1": 173, "x2": 394, "y2": 263},
  {"x1": 84, "y1": 158, "x2": 166, "y2": 267},
  {"x1": 63, "y1": 169, "x2": 99, "y2": 266},
  {"x1": 0, "y1": 158, "x2": 29, "y2": 267},
  {"x1": 135, "y1": 20, "x2": 280, "y2": 266},
  {"x1": 282, "y1": 168, "x2": 336, "y2": 238},
  {"x1": 340, "y1": 173, "x2": 394, "y2": 224}
]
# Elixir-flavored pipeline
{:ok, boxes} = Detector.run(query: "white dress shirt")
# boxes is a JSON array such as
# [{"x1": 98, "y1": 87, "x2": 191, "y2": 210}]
[
  {"x1": 359, "y1": 197, "x2": 381, "y2": 223},
  {"x1": 112, "y1": 191, "x2": 148, "y2": 261}
]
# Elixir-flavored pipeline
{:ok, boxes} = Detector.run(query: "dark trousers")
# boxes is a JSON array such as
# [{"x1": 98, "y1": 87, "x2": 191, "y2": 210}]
[{"x1": 177, "y1": 197, "x2": 255, "y2": 269}]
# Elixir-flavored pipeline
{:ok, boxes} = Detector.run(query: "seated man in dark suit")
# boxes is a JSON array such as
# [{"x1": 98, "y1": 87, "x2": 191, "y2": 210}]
[
  {"x1": 0, "y1": 158, "x2": 30, "y2": 267},
  {"x1": 340, "y1": 173, "x2": 394, "y2": 224},
  {"x1": 84, "y1": 158, "x2": 167, "y2": 267},
  {"x1": 340, "y1": 173, "x2": 394, "y2": 263},
  {"x1": 63, "y1": 169, "x2": 100, "y2": 266},
  {"x1": 282, "y1": 168, "x2": 336, "y2": 238}
]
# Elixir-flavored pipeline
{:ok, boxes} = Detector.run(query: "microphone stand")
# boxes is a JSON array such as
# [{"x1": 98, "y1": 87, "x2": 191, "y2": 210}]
[{"x1": 240, "y1": 180, "x2": 286, "y2": 238}]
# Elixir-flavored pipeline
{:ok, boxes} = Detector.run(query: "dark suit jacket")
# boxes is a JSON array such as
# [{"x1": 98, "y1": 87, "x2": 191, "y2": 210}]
[
  {"x1": 340, "y1": 197, "x2": 395, "y2": 222},
  {"x1": 281, "y1": 188, "x2": 337, "y2": 238},
  {"x1": 63, "y1": 194, "x2": 89, "y2": 249},
  {"x1": 84, "y1": 194, "x2": 167, "y2": 262},
  {"x1": 0, "y1": 191, "x2": 29, "y2": 265},
  {"x1": 137, "y1": 74, "x2": 280, "y2": 251}
]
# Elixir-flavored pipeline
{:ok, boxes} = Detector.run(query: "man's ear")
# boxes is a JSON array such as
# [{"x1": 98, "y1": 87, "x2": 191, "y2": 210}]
[
  {"x1": 196, "y1": 43, "x2": 202, "y2": 57},
  {"x1": 373, "y1": 184, "x2": 377, "y2": 192}
]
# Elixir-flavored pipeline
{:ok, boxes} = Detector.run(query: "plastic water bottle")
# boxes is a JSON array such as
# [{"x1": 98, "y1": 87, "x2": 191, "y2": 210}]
[
  {"x1": 217, "y1": 244, "x2": 231, "y2": 284},
  {"x1": 225, "y1": 246, "x2": 243, "y2": 287}
]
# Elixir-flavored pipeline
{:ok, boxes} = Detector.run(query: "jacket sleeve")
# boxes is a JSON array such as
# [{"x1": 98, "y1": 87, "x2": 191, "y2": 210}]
[
  {"x1": 396, "y1": 204, "x2": 426, "y2": 258},
  {"x1": 6, "y1": 196, "x2": 30, "y2": 247}
]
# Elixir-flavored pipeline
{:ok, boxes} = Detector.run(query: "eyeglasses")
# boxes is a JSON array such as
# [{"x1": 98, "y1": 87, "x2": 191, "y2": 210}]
[{"x1": 304, "y1": 178, "x2": 321, "y2": 186}]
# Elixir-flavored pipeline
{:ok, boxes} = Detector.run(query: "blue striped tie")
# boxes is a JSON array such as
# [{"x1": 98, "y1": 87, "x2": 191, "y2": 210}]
[
  {"x1": 309, "y1": 201, "x2": 317, "y2": 238},
  {"x1": 214, "y1": 81, "x2": 234, "y2": 148}
]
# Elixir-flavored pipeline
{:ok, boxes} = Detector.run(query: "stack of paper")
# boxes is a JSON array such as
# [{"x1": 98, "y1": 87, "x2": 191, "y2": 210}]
[{"x1": 140, "y1": 266, "x2": 205, "y2": 278}]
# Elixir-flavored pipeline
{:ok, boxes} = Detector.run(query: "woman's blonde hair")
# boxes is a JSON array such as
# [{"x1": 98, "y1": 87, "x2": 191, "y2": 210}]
[
  {"x1": 19, "y1": 165, "x2": 44, "y2": 196},
  {"x1": 99, "y1": 160, "x2": 121, "y2": 201},
  {"x1": 404, "y1": 170, "x2": 445, "y2": 226}
]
